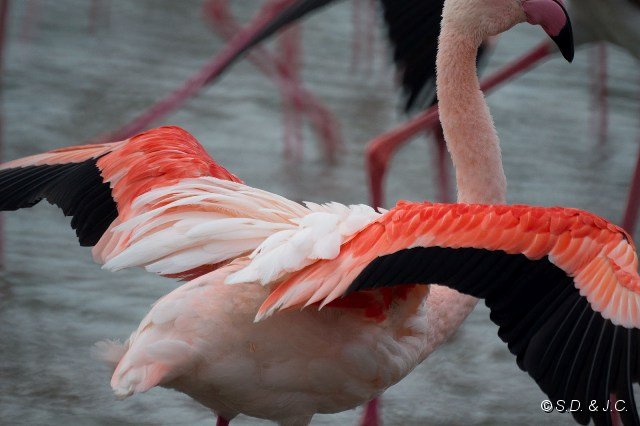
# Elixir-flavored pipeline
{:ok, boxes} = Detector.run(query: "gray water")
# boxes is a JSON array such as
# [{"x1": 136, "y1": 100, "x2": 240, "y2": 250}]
[{"x1": 1, "y1": 1, "x2": 639, "y2": 425}]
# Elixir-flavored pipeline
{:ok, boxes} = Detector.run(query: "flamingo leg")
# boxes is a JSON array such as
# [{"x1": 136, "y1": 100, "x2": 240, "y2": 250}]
[
  {"x1": 216, "y1": 416, "x2": 230, "y2": 426},
  {"x1": 206, "y1": 0, "x2": 302, "y2": 158},
  {"x1": 610, "y1": 394, "x2": 621, "y2": 426},
  {"x1": 367, "y1": 41, "x2": 553, "y2": 207},
  {"x1": 350, "y1": 0, "x2": 378, "y2": 75},
  {"x1": 363, "y1": 0, "x2": 376, "y2": 76},
  {"x1": 359, "y1": 398, "x2": 381, "y2": 426},
  {"x1": 590, "y1": 43, "x2": 609, "y2": 145}
]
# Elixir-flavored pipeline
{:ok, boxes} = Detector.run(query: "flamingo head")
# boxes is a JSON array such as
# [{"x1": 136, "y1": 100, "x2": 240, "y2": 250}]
[
  {"x1": 521, "y1": 0, "x2": 574, "y2": 61},
  {"x1": 443, "y1": 0, "x2": 574, "y2": 62}
]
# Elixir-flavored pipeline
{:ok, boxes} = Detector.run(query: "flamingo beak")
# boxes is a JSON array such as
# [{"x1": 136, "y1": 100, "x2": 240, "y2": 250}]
[{"x1": 522, "y1": 0, "x2": 574, "y2": 62}]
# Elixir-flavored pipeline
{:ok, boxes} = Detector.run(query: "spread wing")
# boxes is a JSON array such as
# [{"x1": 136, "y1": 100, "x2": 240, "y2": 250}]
[
  {"x1": 0, "y1": 126, "x2": 303, "y2": 280},
  {"x1": 249, "y1": 201, "x2": 640, "y2": 426},
  {"x1": 0, "y1": 125, "x2": 381, "y2": 281}
]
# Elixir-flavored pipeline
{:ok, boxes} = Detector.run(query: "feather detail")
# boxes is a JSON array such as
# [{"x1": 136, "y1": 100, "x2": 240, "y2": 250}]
[
  {"x1": 255, "y1": 202, "x2": 640, "y2": 328},
  {"x1": 226, "y1": 204, "x2": 380, "y2": 286}
]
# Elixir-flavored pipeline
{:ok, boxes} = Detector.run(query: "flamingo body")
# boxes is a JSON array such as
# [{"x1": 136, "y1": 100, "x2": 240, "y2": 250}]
[
  {"x1": 102, "y1": 259, "x2": 428, "y2": 424},
  {"x1": 2, "y1": 125, "x2": 640, "y2": 424}
]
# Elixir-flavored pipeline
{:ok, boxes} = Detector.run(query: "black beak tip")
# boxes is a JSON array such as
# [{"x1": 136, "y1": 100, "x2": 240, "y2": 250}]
[
  {"x1": 552, "y1": 22, "x2": 575, "y2": 63},
  {"x1": 550, "y1": 0, "x2": 575, "y2": 63}
]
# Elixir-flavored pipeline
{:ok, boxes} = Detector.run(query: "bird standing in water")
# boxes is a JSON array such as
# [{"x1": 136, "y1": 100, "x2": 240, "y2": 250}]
[{"x1": 1, "y1": 1, "x2": 638, "y2": 426}]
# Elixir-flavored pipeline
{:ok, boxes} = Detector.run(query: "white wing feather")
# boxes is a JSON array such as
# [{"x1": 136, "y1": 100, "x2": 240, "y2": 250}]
[
  {"x1": 99, "y1": 178, "x2": 306, "y2": 275},
  {"x1": 96, "y1": 176, "x2": 382, "y2": 283},
  {"x1": 226, "y1": 203, "x2": 382, "y2": 285}
]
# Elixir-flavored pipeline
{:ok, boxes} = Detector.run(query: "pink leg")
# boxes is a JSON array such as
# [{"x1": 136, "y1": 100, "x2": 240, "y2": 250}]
[
  {"x1": 359, "y1": 398, "x2": 381, "y2": 426},
  {"x1": 275, "y1": 14, "x2": 341, "y2": 161},
  {"x1": 367, "y1": 41, "x2": 553, "y2": 207},
  {"x1": 216, "y1": 416, "x2": 230, "y2": 426},
  {"x1": 610, "y1": 394, "x2": 621, "y2": 426},
  {"x1": 590, "y1": 43, "x2": 609, "y2": 145},
  {"x1": 350, "y1": 0, "x2": 377, "y2": 75},
  {"x1": 90, "y1": 0, "x2": 302, "y2": 143}
]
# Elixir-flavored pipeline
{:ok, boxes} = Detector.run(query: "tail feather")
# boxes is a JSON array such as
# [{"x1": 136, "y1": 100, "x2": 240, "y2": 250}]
[{"x1": 109, "y1": 339, "x2": 198, "y2": 398}]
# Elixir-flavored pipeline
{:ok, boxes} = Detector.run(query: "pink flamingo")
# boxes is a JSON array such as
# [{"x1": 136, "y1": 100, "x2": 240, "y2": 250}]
[
  {"x1": 365, "y1": 0, "x2": 640, "y2": 217},
  {"x1": 2, "y1": 1, "x2": 637, "y2": 425},
  {"x1": 202, "y1": 0, "x2": 341, "y2": 161}
]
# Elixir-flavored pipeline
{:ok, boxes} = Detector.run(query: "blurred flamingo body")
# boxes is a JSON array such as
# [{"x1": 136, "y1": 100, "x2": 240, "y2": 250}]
[{"x1": 2, "y1": 2, "x2": 640, "y2": 426}]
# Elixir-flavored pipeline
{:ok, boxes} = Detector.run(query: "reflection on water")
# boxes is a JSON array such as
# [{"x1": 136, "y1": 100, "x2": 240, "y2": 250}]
[{"x1": 1, "y1": 1, "x2": 639, "y2": 425}]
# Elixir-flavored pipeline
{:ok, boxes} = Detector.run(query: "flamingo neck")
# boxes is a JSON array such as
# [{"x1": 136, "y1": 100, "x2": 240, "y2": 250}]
[
  {"x1": 420, "y1": 22, "x2": 508, "y2": 355},
  {"x1": 436, "y1": 25, "x2": 507, "y2": 205}
]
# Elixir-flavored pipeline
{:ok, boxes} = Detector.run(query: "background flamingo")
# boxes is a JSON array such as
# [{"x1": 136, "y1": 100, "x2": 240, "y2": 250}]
[{"x1": 363, "y1": 0, "x2": 640, "y2": 223}]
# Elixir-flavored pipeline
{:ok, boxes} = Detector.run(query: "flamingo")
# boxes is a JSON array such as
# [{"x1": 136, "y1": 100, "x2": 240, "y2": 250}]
[
  {"x1": 363, "y1": 0, "x2": 640, "y2": 216},
  {"x1": 1, "y1": 1, "x2": 637, "y2": 426}
]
